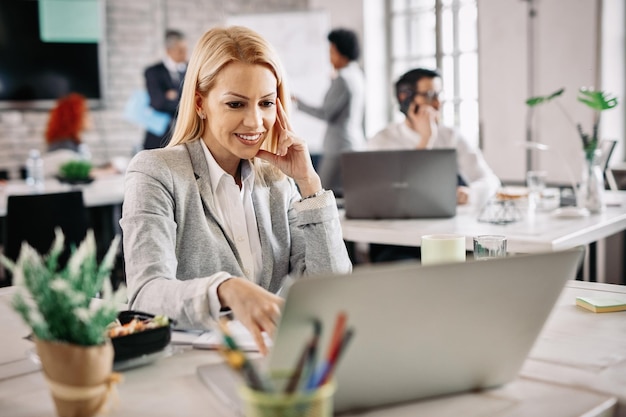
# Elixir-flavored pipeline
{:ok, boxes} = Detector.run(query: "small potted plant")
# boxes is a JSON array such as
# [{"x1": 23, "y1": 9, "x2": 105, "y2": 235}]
[
  {"x1": 526, "y1": 88, "x2": 618, "y2": 162},
  {"x1": 58, "y1": 160, "x2": 94, "y2": 184},
  {"x1": 526, "y1": 88, "x2": 618, "y2": 212},
  {"x1": 1, "y1": 229, "x2": 125, "y2": 417}
]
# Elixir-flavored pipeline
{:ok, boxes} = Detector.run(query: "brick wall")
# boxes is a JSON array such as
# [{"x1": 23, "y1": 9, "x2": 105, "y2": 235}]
[{"x1": 0, "y1": 0, "x2": 307, "y2": 179}]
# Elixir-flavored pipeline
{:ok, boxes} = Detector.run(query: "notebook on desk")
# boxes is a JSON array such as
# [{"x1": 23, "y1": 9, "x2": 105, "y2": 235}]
[
  {"x1": 340, "y1": 149, "x2": 457, "y2": 219},
  {"x1": 197, "y1": 249, "x2": 583, "y2": 415}
]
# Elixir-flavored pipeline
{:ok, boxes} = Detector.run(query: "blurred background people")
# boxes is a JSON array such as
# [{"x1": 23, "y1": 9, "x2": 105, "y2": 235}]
[
  {"x1": 42, "y1": 93, "x2": 122, "y2": 179},
  {"x1": 366, "y1": 68, "x2": 501, "y2": 263},
  {"x1": 368, "y1": 67, "x2": 500, "y2": 204},
  {"x1": 42, "y1": 93, "x2": 93, "y2": 178},
  {"x1": 143, "y1": 29, "x2": 188, "y2": 150},
  {"x1": 292, "y1": 28, "x2": 365, "y2": 197}
]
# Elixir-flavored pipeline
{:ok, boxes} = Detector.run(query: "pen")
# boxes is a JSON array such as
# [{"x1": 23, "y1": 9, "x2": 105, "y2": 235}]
[
  {"x1": 218, "y1": 319, "x2": 273, "y2": 392},
  {"x1": 307, "y1": 312, "x2": 347, "y2": 390},
  {"x1": 318, "y1": 327, "x2": 354, "y2": 387},
  {"x1": 284, "y1": 319, "x2": 321, "y2": 394}
]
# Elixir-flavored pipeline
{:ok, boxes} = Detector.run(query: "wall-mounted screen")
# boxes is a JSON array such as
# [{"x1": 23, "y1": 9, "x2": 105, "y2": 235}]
[{"x1": 0, "y1": 0, "x2": 104, "y2": 110}]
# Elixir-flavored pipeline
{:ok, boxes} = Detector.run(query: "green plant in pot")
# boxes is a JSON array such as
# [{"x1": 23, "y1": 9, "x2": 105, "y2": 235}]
[
  {"x1": 526, "y1": 87, "x2": 618, "y2": 162},
  {"x1": 1, "y1": 229, "x2": 125, "y2": 417},
  {"x1": 526, "y1": 88, "x2": 618, "y2": 213},
  {"x1": 59, "y1": 160, "x2": 93, "y2": 182}
]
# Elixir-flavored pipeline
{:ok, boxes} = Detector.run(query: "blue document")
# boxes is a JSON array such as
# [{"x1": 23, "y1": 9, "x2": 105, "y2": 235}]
[{"x1": 123, "y1": 90, "x2": 171, "y2": 136}]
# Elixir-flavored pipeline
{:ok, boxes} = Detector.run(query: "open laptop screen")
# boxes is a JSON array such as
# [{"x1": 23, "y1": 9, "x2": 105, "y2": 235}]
[{"x1": 340, "y1": 149, "x2": 457, "y2": 219}]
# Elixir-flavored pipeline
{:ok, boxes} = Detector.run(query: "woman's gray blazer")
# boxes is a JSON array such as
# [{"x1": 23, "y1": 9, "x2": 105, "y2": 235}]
[{"x1": 120, "y1": 140, "x2": 352, "y2": 329}]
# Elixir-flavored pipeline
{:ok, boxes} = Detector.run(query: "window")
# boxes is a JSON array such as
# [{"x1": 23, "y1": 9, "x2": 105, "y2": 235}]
[{"x1": 388, "y1": 0, "x2": 479, "y2": 145}]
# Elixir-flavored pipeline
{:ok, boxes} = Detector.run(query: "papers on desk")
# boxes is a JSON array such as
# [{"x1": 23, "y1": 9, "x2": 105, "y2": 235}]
[{"x1": 172, "y1": 320, "x2": 271, "y2": 352}]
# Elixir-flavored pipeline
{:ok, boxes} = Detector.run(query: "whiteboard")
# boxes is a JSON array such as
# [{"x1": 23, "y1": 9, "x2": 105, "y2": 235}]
[{"x1": 227, "y1": 10, "x2": 331, "y2": 153}]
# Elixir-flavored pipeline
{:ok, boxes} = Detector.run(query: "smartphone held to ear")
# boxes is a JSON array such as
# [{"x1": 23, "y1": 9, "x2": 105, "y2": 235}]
[{"x1": 398, "y1": 84, "x2": 416, "y2": 115}]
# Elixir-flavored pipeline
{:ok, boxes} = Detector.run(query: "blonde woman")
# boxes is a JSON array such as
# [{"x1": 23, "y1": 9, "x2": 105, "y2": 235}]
[{"x1": 120, "y1": 26, "x2": 351, "y2": 354}]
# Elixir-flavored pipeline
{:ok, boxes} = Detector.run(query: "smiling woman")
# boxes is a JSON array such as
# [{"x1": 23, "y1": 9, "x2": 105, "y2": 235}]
[{"x1": 120, "y1": 26, "x2": 352, "y2": 355}]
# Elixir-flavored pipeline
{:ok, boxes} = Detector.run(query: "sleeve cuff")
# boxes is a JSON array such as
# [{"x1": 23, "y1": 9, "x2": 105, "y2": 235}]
[
  {"x1": 207, "y1": 274, "x2": 235, "y2": 321},
  {"x1": 293, "y1": 189, "x2": 335, "y2": 211}
]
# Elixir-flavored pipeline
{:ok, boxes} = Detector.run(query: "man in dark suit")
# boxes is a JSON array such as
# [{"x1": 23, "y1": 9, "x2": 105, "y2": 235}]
[{"x1": 143, "y1": 29, "x2": 188, "y2": 150}]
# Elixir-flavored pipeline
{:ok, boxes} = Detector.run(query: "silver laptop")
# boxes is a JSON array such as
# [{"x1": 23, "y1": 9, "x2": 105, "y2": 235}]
[
  {"x1": 340, "y1": 149, "x2": 457, "y2": 219},
  {"x1": 197, "y1": 249, "x2": 583, "y2": 414}
]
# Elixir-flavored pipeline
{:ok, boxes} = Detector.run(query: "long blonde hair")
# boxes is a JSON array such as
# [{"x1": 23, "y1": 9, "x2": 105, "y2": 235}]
[{"x1": 169, "y1": 26, "x2": 290, "y2": 182}]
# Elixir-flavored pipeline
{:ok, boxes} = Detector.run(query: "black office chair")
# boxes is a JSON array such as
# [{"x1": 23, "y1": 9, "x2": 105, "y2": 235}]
[
  {"x1": 597, "y1": 139, "x2": 618, "y2": 190},
  {"x1": 2, "y1": 190, "x2": 90, "y2": 286}
]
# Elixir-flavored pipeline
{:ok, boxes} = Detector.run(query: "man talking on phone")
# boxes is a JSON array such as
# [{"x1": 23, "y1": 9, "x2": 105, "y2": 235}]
[
  {"x1": 366, "y1": 68, "x2": 500, "y2": 263},
  {"x1": 367, "y1": 68, "x2": 500, "y2": 205}
]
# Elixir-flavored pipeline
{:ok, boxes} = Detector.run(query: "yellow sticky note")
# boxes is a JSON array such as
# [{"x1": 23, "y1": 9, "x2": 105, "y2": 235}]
[{"x1": 576, "y1": 296, "x2": 626, "y2": 313}]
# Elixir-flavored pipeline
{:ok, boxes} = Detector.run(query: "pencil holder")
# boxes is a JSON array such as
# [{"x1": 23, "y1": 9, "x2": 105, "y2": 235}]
[{"x1": 238, "y1": 376, "x2": 335, "y2": 417}]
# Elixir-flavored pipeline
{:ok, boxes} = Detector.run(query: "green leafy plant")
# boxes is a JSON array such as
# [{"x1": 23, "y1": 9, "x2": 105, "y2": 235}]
[
  {"x1": 59, "y1": 160, "x2": 92, "y2": 180},
  {"x1": 526, "y1": 87, "x2": 618, "y2": 161},
  {"x1": 1, "y1": 229, "x2": 126, "y2": 346}
]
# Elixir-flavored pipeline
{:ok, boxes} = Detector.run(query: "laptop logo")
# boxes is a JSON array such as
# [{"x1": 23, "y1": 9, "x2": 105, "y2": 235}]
[{"x1": 391, "y1": 181, "x2": 409, "y2": 188}]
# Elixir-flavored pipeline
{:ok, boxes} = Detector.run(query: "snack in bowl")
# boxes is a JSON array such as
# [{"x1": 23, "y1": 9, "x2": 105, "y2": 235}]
[{"x1": 108, "y1": 310, "x2": 173, "y2": 363}]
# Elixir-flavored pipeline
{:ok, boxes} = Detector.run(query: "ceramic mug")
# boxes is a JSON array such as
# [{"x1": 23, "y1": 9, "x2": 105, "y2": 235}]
[{"x1": 421, "y1": 234, "x2": 466, "y2": 265}]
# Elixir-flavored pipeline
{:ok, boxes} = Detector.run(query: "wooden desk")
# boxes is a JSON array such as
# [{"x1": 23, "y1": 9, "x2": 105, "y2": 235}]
[
  {"x1": 0, "y1": 175, "x2": 125, "y2": 217},
  {"x1": 0, "y1": 284, "x2": 618, "y2": 417}
]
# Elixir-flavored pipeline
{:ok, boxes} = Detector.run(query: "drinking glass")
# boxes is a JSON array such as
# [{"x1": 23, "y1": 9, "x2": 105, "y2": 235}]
[
  {"x1": 473, "y1": 235, "x2": 507, "y2": 260},
  {"x1": 526, "y1": 171, "x2": 547, "y2": 211}
]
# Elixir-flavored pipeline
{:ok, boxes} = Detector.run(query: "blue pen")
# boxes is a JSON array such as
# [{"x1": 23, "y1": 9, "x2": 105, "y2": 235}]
[
  {"x1": 301, "y1": 319, "x2": 322, "y2": 391},
  {"x1": 318, "y1": 327, "x2": 354, "y2": 387}
]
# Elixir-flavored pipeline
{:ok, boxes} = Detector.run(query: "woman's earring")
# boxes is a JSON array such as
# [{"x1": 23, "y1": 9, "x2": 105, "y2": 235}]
[{"x1": 198, "y1": 113, "x2": 206, "y2": 120}]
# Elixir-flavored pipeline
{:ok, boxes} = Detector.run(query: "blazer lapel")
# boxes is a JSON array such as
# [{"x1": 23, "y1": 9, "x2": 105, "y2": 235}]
[
  {"x1": 252, "y1": 184, "x2": 276, "y2": 290},
  {"x1": 184, "y1": 140, "x2": 243, "y2": 269}
]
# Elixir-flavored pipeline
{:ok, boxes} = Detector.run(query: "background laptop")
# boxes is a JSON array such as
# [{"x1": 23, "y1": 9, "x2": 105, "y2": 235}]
[
  {"x1": 198, "y1": 249, "x2": 583, "y2": 414},
  {"x1": 340, "y1": 149, "x2": 457, "y2": 219}
]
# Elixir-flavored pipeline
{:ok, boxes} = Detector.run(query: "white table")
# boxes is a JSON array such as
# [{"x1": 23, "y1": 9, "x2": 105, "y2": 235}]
[
  {"x1": 0, "y1": 283, "x2": 619, "y2": 417},
  {"x1": 341, "y1": 190, "x2": 626, "y2": 253},
  {"x1": 522, "y1": 281, "x2": 626, "y2": 417},
  {"x1": 0, "y1": 175, "x2": 125, "y2": 217}
]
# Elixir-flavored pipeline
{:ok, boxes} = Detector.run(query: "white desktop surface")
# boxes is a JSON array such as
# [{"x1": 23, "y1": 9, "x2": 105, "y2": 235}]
[
  {"x1": 0, "y1": 282, "x2": 620, "y2": 417},
  {"x1": 341, "y1": 190, "x2": 626, "y2": 253},
  {"x1": 522, "y1": 281, "x2": 626, "y2": 416},
  {"x1": 0, "y1": 175, "x2": 125, "y2": 217}
]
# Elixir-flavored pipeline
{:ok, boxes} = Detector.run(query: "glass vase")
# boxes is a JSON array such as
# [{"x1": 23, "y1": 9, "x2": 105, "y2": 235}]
[{"x1": 578, "y1": 149, "x2": 605, "y2": 213}]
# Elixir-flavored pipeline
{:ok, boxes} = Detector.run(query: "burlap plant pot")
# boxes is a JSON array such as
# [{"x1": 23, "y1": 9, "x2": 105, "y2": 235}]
[{"x1": 35, "y1": 338, "x2": 121, "y2": 417}]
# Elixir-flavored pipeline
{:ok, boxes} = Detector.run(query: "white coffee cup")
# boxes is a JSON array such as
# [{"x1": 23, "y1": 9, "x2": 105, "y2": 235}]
[{"x1": 421, "y1": 234, "x2": 466, "y2": 265}]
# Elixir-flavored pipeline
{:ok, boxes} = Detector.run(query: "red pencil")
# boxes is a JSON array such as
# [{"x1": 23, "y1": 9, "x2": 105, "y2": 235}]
[{"x1": 325, "y1": 311, "x2": 347, "y2": 364}]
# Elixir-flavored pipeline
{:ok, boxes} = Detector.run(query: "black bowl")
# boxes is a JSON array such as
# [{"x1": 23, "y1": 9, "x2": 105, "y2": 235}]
[
  {"x1": 55, "y1": 175, "x2": 95, "y2": 185},
  {"x1": 110, "y1": 310, "x2": 173, "y2": 362}
]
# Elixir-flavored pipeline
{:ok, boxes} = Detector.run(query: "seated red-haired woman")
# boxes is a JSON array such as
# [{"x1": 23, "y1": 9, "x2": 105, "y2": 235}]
[{"x1": 41, "y1": 93, "x2": 123, "y2": 178}]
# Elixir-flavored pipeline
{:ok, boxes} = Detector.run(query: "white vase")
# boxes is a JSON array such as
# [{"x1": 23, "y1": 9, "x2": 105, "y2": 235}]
[{"x1": 578, "y1": 149, "x2": 605, "y2": 213}]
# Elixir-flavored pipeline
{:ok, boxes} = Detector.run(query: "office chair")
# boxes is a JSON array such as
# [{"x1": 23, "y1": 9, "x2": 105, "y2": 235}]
[
  {"x1": 2, "y1": 190, "x2": 90, "y2": 286},
  {"x1": 597, "y1": 139, "x2": 618, "y2": 191}
]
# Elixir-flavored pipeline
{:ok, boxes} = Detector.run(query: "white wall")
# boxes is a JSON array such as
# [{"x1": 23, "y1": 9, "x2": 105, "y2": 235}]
[
  {"x1": 479, "y1": 0, "x2": 624, "y2": 185},
  {"x1": 601, "y1": 0, "x2": 626, "y2": 165}
]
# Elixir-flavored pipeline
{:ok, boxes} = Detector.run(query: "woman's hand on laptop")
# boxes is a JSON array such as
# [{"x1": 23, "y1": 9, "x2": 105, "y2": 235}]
[{"x1": 217, "y1": 278, "x2": 283, "y2": 355}]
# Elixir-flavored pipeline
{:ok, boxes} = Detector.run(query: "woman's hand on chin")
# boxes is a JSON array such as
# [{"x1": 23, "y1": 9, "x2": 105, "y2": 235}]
[{"x1": 255, "y1": 98, "x2": 322, "y2": 195}]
